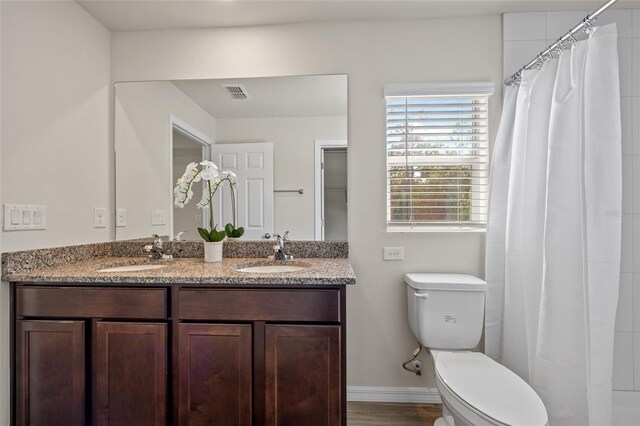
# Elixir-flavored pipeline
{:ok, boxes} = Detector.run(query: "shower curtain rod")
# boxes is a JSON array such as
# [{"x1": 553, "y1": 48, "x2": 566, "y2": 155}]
[{"x1": 504, "y1": 0, "x2": 619, "y2": 86}]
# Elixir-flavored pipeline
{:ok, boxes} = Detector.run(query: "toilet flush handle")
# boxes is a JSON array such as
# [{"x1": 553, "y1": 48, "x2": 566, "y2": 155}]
[{"x1": 414, "y1": 292, "x2": 429, "y2": 299}]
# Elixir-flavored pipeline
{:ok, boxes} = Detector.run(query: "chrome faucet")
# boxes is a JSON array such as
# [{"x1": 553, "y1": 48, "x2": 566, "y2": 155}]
[
  {"x1": 144, "y1": 234, "x2": 173, "y2": 260},
  {"x1": 270, "y1": 231, "x2": 293, "y2": 260}
]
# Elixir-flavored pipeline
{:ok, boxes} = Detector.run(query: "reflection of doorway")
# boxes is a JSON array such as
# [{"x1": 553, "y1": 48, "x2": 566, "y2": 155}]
[
  {"x1": 315, "y1": 140, "x2": 348, "y2": 240},
  {"x1": 169, "y1": 115, "x2": 213, "y2": 241},
  {"x1": 212, "y1": 142, "x2": 274, "y2": 240}
]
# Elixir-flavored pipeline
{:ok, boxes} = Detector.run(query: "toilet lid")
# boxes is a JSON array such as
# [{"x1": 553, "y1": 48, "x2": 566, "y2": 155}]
[
  {"x1": 435, "y1": 352, "x2": 548, "y2": 426},
  {"x1": 404, "y1": 273, "x2": 487, "y2": 291}
]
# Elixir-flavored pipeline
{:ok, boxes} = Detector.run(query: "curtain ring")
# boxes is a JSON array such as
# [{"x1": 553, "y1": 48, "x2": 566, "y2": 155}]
[
  {"x1": 568, "y1": 34, "x2": 578, "y2": 44},
  {"x1": 582, "y1": 18, "x2": 595, "y2": 34},
  {"x1": 512, "y1": 72, "x2": 522, "y2": 87},
  {"x1": 509, "y1": 71, "x2": 522, "y2": 87},
  {"x1": 553, "y1": 41, "x2": 563, "y2": 56},
  {"x1": 534, "y1": 55, "x2": 544, "y2": 70}
]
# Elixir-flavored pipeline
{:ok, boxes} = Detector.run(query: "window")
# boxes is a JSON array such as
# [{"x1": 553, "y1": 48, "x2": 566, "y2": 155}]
[{"x1": 385, "y1": 82, "x2": 494, "y2": 230}]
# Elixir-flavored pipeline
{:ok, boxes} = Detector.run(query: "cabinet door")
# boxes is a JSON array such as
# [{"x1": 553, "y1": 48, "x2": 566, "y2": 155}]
[
  {"x1": 178, "y1": 323, "x2": 252, "y2": 425},
  {"x1": 264, "y1": 325, "x2": 341, "y2": 426},
  {"x1": 94, "y1": 322, "x2": 167, "y2": 426},
  {"x1": 15, "y1": 320, "x2": 85, "y2": 426}
]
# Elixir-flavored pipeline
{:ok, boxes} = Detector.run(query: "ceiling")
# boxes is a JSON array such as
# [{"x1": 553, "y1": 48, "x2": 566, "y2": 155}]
[
  {"x1": 77, "y1": 0, "x2": 640, "y2": 32},
  {"x1": 171, "y1": 75, "x2": 347, "y2": 119}
]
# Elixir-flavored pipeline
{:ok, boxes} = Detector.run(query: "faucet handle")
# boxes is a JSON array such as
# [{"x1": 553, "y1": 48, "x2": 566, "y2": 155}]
[
  {"x1": 175, "y1": 231, "x2": 187, "y2": 241},
  {"x1": 283, "y1": 231, "x2": 290, "y2": 241},
  {"x1": 152, "y1": 234, "x2": 163, "y2": 247}
]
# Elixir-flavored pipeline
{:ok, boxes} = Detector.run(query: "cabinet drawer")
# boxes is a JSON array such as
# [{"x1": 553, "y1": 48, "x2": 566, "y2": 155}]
[
  {"x1": 16, "y1": 287, "x2": 167, "y2": 319},
  {"x1": 179, "y1": 289, "x2": 340, "y2": 322}
]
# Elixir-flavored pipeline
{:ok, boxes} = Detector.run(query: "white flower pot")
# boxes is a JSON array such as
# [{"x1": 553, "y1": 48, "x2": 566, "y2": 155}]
[{"x1": 204, "y1": 241, "x2": 224, "y2": 263}]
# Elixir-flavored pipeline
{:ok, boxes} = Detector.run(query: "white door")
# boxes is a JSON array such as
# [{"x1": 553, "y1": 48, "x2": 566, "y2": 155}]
[{"x1": 212, "y1": 143, "x2": 274, "y2": 239}]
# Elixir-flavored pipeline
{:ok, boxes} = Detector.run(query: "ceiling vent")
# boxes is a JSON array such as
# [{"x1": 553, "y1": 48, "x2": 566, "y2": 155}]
[{"x1": 221, "y1": 84, "x2": 250, "y2": 100}]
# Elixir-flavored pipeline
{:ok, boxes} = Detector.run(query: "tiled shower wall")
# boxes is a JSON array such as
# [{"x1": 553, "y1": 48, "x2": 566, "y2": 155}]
[{"x1": 503, "y1": 10, "x2": 640, "y2": 392}]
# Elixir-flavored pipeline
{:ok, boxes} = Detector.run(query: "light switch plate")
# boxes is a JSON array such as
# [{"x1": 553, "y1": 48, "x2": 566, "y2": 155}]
[
  {"x1": 383, "y1": 247, "x2": 404, "y2": 261},
  {"x1": 3, "y1": 204, "x2": 47, "y2": 231},
  {"x1": 93, "y1": 208, "x2": 107, "y2": 228}
]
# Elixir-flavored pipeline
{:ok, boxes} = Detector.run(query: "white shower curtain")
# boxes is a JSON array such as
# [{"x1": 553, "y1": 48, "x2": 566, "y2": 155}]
[{"x1": 486, "y1": 24, "x2": 621, "y2": 425}]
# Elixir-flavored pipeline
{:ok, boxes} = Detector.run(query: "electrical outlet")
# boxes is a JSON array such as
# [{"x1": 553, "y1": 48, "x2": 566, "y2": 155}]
[
  {"x1": 383, "y1": 247, "x2": 404, "y2": 260},
  {"x1": 93, "y1": 208, "x2": 107, "y2": 228},
  {"x1": 116, "y1": 208, "x2": 127, "y2": 227},
  {"x1": 151, "y1": 209, "x2": 167, "y2": 226}
]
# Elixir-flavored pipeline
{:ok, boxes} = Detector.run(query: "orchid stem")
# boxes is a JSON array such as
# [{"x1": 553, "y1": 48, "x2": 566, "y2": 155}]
[
  {"x1": 207, "y1": 180, "x2": 214, "y2": 230},
  {"x1": 230, "y1": 183, "x2": 237, "y2": 227}
]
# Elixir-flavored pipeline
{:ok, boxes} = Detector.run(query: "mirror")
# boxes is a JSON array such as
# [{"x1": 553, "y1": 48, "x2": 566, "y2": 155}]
[{"x1": 114, "y1": 75, "x2": 347, "y2": 241}]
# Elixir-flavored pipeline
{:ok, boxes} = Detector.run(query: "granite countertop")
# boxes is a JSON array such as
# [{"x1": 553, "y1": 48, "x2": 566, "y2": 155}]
[{"x1": 5, "y1": 256, "x2": 356, "y2": 285}]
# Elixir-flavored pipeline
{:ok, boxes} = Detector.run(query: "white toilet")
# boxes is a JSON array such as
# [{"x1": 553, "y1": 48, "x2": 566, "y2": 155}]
[{"x1": 404, "y1": 273, "x2": 548, "y2": 426}]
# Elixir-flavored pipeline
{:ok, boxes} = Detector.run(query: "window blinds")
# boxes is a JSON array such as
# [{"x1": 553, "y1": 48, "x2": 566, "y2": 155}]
[{"x1": 386, "y1": 92, "x2": 490, "y2": 228}]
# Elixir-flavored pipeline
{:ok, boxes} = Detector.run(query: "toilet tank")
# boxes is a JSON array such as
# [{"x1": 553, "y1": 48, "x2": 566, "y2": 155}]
[{"x1": 404, "y1": 273, "x2": 487, "y2": 350}]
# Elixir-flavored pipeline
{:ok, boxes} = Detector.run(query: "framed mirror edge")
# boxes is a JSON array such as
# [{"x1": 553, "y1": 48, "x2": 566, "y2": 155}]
[{"x1": 113, "y1": 73, "x2": 349, "y2": 242}]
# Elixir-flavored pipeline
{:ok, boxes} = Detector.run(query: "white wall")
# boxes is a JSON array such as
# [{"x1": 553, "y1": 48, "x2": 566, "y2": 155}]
[
  {"x1": 216, "y1": 116, "x2": 347, "y2": 239},
  {"x1": 112, "y1": 17, "x2": 502, "y2": 389},
  {"x1": 115, "y1": 81, "x2": 216, "y2": 240},
  {"x1": 0, "y1": 2, "x2": 111, "y2": 424},
  {"x1": 504, "y1": 9, "x2": 640, "y2": 394},
  {"x1": 1, "y1": 1, "x2": 111, "y2": 251}
]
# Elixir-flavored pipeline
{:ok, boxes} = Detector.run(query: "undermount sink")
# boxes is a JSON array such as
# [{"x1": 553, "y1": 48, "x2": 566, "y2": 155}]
[
  {"x1": 97, "y1": 264, "x2": 169, "y2": 273},
  {"x1": 236, "y1": 261, "x2": 309, "y2": 273}
]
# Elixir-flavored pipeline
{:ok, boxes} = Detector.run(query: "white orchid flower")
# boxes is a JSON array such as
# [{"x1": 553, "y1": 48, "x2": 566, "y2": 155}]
[
  {"x1": 197, "y1": 189, "x2": 212, "y2": 208},
  {"x1": 200, "y1": 160, "x2": 219, "y2": 170},
  {"x1": 173, "y1": 160, "x2": 238, "y2": 237},
  {"x1": 220, "y1": 170, "x2": 237, "y2": 184},
  {"x1": 185, "y1": 162, "x2": 198, "y2": 173},
  {"x1": 200, "y1": 168, "x2": 219, "y2": 181}
]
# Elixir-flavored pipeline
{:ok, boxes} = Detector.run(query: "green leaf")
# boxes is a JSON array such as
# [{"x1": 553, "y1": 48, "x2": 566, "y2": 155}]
[
  {"x1": 232, "y1": 227, "x2": 245, "y2": 238},
  {"x1": 197, "y1": 227, "x2": 212, "y2": 242},
  {"x1": 225, "y1": 223, "x2": 234, "y2": 237},
  {"x1": 209, "y1": 229, "x2": 226, "y2": 242}
]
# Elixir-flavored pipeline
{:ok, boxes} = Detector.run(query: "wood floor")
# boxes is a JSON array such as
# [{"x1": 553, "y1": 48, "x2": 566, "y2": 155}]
[{"x1": 347, "y1": 402, "x2": 442, "y2": 425}]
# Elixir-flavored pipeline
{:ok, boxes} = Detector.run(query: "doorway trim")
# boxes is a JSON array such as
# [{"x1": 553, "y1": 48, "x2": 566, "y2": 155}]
[
  {"x1": 314, "y1": 139, "x2": 347, "y2": 241},
  {"x1": 168, "y1": 114, "x2": 214, "y2": 240}
]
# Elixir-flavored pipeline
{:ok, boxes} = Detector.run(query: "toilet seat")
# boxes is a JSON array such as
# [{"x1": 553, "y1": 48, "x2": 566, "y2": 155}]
[{"x1": 434, "y1": 351, "x2": 548, "y2": 426}]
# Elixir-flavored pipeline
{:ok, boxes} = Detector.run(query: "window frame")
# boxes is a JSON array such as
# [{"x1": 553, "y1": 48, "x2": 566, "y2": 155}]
[{"x1": 384, "y1": 82, "x2": 495, "y2": 232}]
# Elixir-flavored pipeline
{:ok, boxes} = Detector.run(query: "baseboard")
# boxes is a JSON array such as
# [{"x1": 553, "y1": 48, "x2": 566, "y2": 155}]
[{"x1": 347, "y1": 386, "x2": 442, "y2": 404}]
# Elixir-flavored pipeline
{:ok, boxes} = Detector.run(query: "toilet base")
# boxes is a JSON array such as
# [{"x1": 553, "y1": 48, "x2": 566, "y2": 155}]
[{"x1": 434, "y1": 405, "x2": 455, "y2": 426}]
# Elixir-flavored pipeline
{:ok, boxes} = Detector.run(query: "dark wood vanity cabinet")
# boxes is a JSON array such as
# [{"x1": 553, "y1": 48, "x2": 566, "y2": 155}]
[
  {"x1": 14, "y1": 286, "x2": 169, "y2": 426},
  {"x1": 177, "y1": 323, "x2": 253, "y2": 425},
  {"x1": 264, "y1": 325, "x2": 341, "y2": 425},
  {"x1": 12, "y1": 284, "x2": 346, "y2": 426},
  {"x1": 15, "y1": 320, "x2": 86, "y2": 426},
  {"x1": 176, "y1": 288, "x2": 344, "y2": 426},
  {"x1": 93, "y1": 322, "x2": 167, "y2": 426}
]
